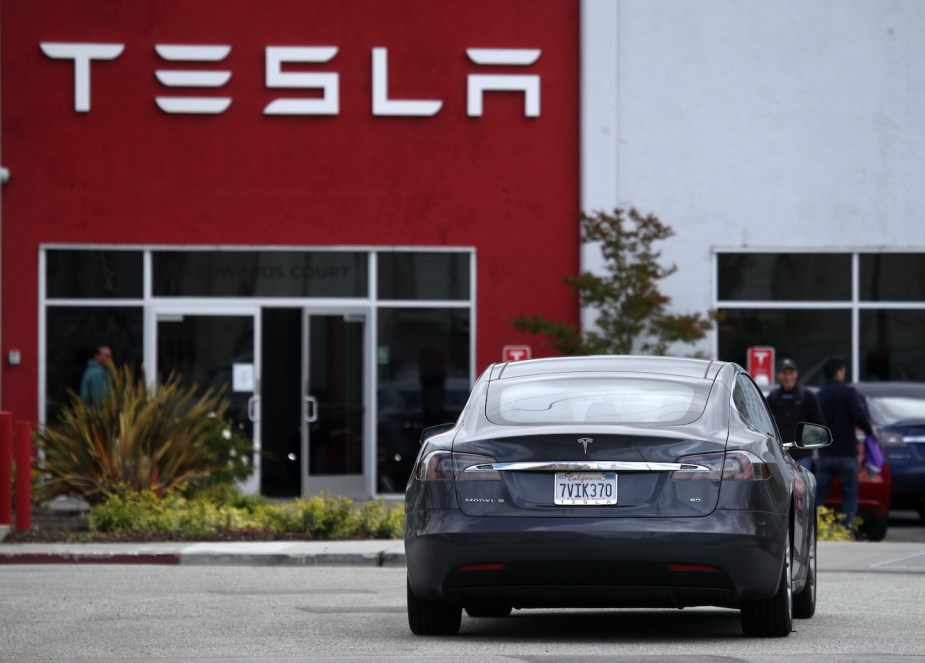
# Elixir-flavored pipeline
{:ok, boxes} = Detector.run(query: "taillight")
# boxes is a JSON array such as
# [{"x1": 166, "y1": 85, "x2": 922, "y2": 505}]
[
  {"x1": 417, "y1": 451, "x2": 499, "y2": 481},
  {"x1": 673, "y1": 451, "x2": 770, "y2": 481}
]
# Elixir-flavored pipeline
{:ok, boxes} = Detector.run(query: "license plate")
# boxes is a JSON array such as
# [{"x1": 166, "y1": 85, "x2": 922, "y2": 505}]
[{"x1": 554, "y1": 472, "x2": 617, "y2": 505}]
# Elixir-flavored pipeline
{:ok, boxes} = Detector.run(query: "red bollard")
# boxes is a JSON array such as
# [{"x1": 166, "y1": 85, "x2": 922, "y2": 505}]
[
  {"x1": 0, "y1": 412, "x2": 11, "y2": 526},
  {"x1": 15, "y1": 421, "x2": 32, "y2": 531}
]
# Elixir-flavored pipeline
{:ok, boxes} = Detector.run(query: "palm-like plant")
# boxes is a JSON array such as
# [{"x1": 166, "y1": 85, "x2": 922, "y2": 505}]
[{"x1": 35, "y1": 365, "x2": 249, "y2": 504}]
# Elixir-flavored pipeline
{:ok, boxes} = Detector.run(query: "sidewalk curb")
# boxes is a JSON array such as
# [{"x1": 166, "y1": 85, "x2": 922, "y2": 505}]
[{"x1": 0, "y1": 541, "x2": 407, "y2": 567}]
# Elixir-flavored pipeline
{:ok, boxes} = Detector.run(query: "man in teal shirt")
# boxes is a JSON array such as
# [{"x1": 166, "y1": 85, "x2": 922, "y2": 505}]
[{"x1": 80, "y1": 344, "x2": 113, "y2": 404}]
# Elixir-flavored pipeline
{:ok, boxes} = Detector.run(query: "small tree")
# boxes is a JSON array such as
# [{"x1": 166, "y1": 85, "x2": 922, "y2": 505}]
[{"x1": 511, "y1": 208, "x2": 713, "y2": 356}]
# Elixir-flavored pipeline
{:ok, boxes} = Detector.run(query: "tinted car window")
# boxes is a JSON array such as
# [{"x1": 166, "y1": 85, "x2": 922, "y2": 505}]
[
  {"x1": 733, "y1": 373, "x2": 777, "y2": 437},
  {"x1": 485, "y1": 377, "x2": 709, "y2": 426}
]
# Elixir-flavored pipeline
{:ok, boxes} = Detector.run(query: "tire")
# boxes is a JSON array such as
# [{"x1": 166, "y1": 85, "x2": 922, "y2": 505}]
[
  {"x1": 793, "y1": 516, "x2": 817, "y2": 619},
  {"x1": 465, "y1": 603, "x2": 513, "y2": 618},
  {"x1": 741, "y1": 529, "x2": 793, "y2": 637},
  {"x1": 859, "y1": 513, "x2": 888, "y2": 542},
  {"x1": 407, "y1": 578, "x2": 462, "y2": 636}
]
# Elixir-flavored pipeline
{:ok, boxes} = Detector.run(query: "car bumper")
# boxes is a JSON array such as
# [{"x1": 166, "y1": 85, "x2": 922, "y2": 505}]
[{"x1": 405, "y1": 508, "x2": 787, "y2": 610}]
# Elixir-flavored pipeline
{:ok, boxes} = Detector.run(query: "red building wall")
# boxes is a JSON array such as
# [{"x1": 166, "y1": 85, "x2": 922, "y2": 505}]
[{"x1": 0, "y1": 0, "x2": 580, "y2": 420}]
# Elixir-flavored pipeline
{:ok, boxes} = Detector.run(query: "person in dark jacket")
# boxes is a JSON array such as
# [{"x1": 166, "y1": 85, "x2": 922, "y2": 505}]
[
  {"x1": 815, "y1": 356, "x2": 875, "y2": 534},
  {"x1": 766, "y1": 358, "x2": 826, "y2": 471},
  {"x1": 79, "y1": 344, "x2": 113, "y2": 405}
]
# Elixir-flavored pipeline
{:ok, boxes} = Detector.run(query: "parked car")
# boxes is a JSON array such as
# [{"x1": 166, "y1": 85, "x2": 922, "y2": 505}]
[
  {"x1": 405, "y1": 356, "x2": 831, "y2": 637},
  {"x1": 819, "y1": 430, "x2": 892, "y2": 541},
  {"x1": 854, "y1": 382, "x2": 925, "y2": 521}
]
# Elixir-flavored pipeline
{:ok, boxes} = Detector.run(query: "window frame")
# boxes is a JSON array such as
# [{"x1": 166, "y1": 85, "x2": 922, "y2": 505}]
[{"x1": 714, "y1": 249, "x2": 925, "y2": 382}]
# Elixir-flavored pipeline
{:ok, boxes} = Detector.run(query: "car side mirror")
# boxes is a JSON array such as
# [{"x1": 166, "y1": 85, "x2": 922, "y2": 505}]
[
  {"x1": 420, "y1": 423, "x2": 455, "y2": 444},
  {"x1": 795, "y1": 422, "x2": 832, "y2": 449}
]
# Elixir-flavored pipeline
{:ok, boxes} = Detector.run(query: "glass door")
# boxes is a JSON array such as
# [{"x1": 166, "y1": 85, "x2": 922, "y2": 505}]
[
  {"x1": 302, "y1": 309, "x2": 368, "y2": 498},
  {"x1": 153, "y1": 308, "x2": 261, "y2": 494}
]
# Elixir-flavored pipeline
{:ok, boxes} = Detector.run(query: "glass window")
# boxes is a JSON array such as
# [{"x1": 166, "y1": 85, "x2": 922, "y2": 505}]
[
  {"x1": 717, "y1": 309, "x2": 852, "y2": 386},
  {"x1": 153, "y1": 251, "x2": 368, "y2": 297},
  {"x1": 717, "y1": 253, "x2": 851, "y2": 301},
  {"x1": 733, "y1": 373, "x2": 776, "y2": 436},
  {"x1": 859, "y1": 310, "x2": 925, "y2": 381},
  {"x1": 376, "y1": 308, "x2": 470, "y2": 492},
  {"x1": 45, "y1": 306, "x2": 143, "y2": 421},
  {"x1": 46, "y1": 250, "x2": 143, "y2": 299},
  {"x1": 377, "y1": 252, "x2": 470, "y2": 300},
  {"x1": 485, "y1": 377, "x2": 707, "y2": 425},
  {"x1": 860, "y1": 254, "x2": 925, "y2": 302}
]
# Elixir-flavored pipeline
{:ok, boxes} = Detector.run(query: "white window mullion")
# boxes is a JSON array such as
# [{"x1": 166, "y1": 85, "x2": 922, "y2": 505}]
[{"x1": 851, "y1": 252, "x2": 860, "y2": 381}]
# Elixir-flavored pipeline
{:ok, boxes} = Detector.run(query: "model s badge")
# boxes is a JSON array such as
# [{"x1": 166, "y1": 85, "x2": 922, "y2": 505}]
[{"x1": 577, "y1": 438, "x2": 593, "y2": 454}]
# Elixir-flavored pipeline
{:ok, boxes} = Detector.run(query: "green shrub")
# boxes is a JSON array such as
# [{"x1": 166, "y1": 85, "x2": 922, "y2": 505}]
[
  {"x1": 35, "y1": 365, "x2": 253, "y2": 504},
  {"x1": 87, "y1": 487, "x2": 404, "y2": 540},
  {"x1": 817, "y1": 505, "x2": 859, "y2": 541}
]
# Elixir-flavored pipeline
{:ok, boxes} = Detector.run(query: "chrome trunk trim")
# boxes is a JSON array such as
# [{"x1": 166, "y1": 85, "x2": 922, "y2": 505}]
[{"x1": 462, "y1": 461, "x2": 711, "y2": 472}]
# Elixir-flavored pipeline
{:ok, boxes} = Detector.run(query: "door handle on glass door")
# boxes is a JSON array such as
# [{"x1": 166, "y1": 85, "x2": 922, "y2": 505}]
[
  {"x1": 247, "y1": 396, "x2": 260, "y2": 422},
  {"x1": 305, "y1": 395, "x2": 319, "y2": 423}
]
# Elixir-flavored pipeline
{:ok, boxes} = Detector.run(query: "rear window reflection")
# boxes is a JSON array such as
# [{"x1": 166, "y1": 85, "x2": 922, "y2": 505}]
[{"x1": 486, "y1": 378, "x2": 707, "y2": 426}]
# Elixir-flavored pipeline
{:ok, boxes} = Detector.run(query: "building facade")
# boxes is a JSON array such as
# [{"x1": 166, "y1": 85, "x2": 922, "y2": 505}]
[
  {"x1": 3, "y1": 0, "x2": 924, "y2": 498},
  {"x1": 582, "y1": 1, "x2": 925, "y2": 385},
  {"x1": 0, "y1": 0, "x2": 580, "y2": 497}
]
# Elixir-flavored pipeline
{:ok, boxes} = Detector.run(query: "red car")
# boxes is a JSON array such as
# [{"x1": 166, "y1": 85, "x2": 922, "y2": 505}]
[{"x1": 821, "y1": 436, "x2": 892, "y2": 541}]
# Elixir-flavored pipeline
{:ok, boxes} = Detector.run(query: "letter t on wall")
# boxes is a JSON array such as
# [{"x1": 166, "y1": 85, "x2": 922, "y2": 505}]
[{"x1": 40, "y1": 42, "x2": 125, "y2": 112}]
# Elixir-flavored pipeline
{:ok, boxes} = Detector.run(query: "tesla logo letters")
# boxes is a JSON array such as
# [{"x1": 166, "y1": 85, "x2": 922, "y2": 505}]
[{"x1": 39, "y1": 42, "x2": 543, "y2": 117}]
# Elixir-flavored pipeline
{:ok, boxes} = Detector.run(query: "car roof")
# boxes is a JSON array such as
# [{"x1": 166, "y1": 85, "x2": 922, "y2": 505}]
[
  {"x1": 490, "y1": 355, "x2": 726, "y2": 381},
  {"x1": 853, "y1": 382, "x2": 925, "y2": 398}
]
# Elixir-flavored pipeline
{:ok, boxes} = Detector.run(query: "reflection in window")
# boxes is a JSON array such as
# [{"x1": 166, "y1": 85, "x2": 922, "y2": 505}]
[
  {"x1": 153, "y1": 251, "x2": 368, "y2": 297},
  {"x1": 45, "y1": 307, "x2": 143, "y2": 421},
  {"x1": 377, "y1": 252, "x2": 470, "y2": 300},
  {"x1": 860, "y1": 310, "x2": 925, "y2": 381},
  {"x1": 860, "y1": 254, "x2": 925, "y2": 302},
  {"x1": 376, "y1": 308, "x2": 470, "y2": 492},
  {"x1": 485, "y1": 378, "x2": 703, "y2": 425},
  {"x1": 717, "y1": 309, "x2": 852, "y2": 386},
  {"x1": 717, "y1": 253, "x2": 851, "y2": 301},
  {"x1": 46, "y1": 250, "x2": 143, "y2": 299}
]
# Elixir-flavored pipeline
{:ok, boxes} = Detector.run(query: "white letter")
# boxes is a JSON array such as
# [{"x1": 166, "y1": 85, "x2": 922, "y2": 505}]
[
  {"x1": 466, "y1": 48, "x2": 541, "y2": 118},
  {"x1": 264, "y1": 47, "x2": 339, "y2": 115},
  {"x1": 154, "y1": 44, "x2": 232, "y2": 114},
  {"x1": 371, "y1": 48, "x2": 442, "y2": 116},
  {"x1": 40, "y1": 42, "x2": 124, "y2": 112}
]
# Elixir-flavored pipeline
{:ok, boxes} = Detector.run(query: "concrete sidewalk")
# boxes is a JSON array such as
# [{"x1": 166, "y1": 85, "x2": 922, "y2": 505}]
[{"x1": 1, "y1": 538, "x2": 924, "y2": 570}]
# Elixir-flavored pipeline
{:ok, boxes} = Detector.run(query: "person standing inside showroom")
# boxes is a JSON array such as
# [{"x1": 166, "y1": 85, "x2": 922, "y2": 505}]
[{"x1": 80, "y1": 344, "x2": 113, "y2": 405}]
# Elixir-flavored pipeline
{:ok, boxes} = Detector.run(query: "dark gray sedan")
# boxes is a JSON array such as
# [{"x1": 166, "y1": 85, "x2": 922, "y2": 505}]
[{"x1": 404, "y1": 356, "x2": 831, "y2": 637}]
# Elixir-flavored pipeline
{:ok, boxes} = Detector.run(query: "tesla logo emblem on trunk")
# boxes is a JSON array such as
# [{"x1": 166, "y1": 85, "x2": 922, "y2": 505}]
[{"x1": 577, "y1": 438, "x2": 593, "y2": 454}]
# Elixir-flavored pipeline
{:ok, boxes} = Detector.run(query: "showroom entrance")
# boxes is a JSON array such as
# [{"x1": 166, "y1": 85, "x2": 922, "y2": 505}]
[{"x1": 153, "y1": 305, "x2": 372, "y2": 499}]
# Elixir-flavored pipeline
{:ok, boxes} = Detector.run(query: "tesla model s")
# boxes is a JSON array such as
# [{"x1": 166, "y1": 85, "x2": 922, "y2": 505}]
[{"x1": 404, "y1": 355, "x2": 831, "y2": 637}]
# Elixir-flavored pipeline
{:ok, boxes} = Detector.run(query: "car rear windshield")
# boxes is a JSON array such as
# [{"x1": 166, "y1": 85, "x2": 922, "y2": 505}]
[{"x1": 485, "y1": 376, "x2": 709, "y2": 426}]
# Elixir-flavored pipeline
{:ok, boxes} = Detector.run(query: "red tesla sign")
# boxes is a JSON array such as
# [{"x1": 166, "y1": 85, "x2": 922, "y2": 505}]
[
  {"x1": 747, "y1": 346, "x2": 775, "y2": 387},
  {"x1": 502, "y1": 345, "x2": 532, "y2": 362}
]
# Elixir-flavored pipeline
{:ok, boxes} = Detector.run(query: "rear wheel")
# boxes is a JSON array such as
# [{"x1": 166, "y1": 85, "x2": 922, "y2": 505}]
[
  {"x1": 741, "y1": 529, "x2": 793, "y2": 637},
  {"x1": 407, "y1": 578, "x2": 462, "y2": 635},
  {"x1": 793, "y1": 516, "x2": 817, "y2": 619}
]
